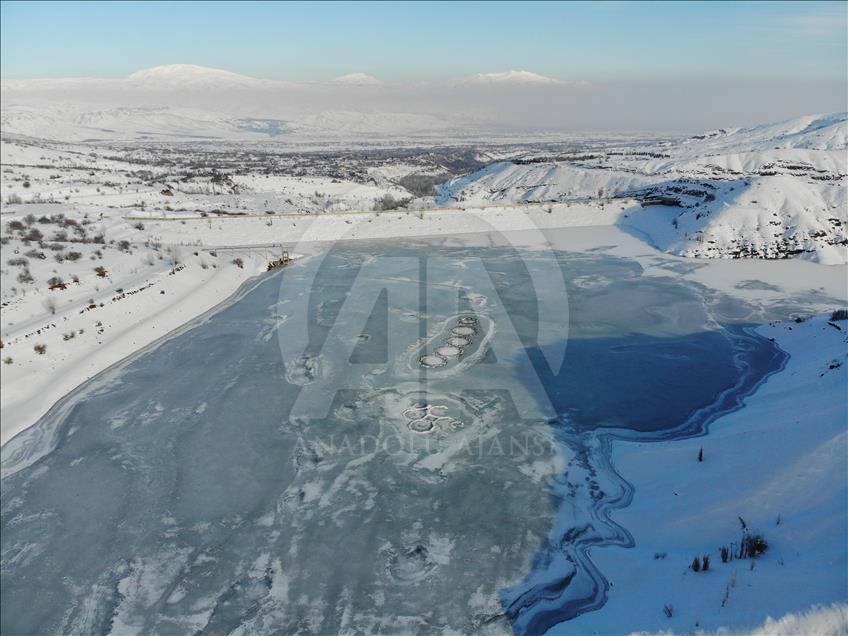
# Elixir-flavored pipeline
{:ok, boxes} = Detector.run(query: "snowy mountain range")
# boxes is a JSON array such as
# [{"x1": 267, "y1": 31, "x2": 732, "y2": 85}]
[
  {"x1": 0, "y1": 64, "x2": 585, "y2": 140},
  {"x1": 3, "y1": 64, "x2": 569, "y2": 91}
]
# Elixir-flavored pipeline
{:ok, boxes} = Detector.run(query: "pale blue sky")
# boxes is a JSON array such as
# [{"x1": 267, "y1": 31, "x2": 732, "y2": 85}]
[{"x1": 1, "y1": 1, "x2": 846, "y2": 82}]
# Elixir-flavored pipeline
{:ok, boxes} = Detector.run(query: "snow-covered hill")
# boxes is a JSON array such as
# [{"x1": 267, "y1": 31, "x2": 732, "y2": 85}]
[
  {"x1": 0, "y1": 102, "x2": 279, "y2": 142},
  {"x1": 437, "y1": 113, "x2": 848, "y2": 263},
  {"x1": 437, "y1": 162, "x2": 666, "y2": 204},
  {"x1": 0, "y1": 102, "x2": 485, "y2": 142},
  {"x1": 622, "y1": 174, "x2": 846, "y2": 263},
  {"x1": 683, "y1": 112, "x2": 847, "y2": 152},
  {"x1": 564, "y1": 313, "x2": 848, "y2": 634}
]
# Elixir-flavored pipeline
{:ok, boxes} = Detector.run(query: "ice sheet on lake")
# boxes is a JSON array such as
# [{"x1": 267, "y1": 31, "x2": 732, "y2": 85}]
[{"x1": 1, "y1": 240, "x2": 783, "y2": 634}]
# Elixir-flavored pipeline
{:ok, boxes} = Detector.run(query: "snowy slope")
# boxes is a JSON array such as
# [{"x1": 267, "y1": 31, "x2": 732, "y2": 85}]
[
  {"x1": 621, "y1": 175, "x2": 847, "y2": 264},
  {"x1": 0, "y1": 102, "x2": 281, "y2": 142},
  {"x1": 436, "y1": 162, "x2": 665, "y2": 204},
  {"x1": 684, "y1": 112, "x2": 847, "y2": 152},
  {"x1": 562, "y1": 314, "x2": 848, "y2": 634},
  {"x1": 0, "y1": 101, "x2": 479, "y2": 142},
  {"x1": 438, "y1": 114, "x2": 848, "y2": 263},
  {"x1": 0, "y1": 135, "x2": 416, "y2": 217}
]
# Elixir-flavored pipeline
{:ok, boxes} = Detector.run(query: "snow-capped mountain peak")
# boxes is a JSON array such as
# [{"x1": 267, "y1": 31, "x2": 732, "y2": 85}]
[
  {"x1": 333, "y1": 73, "x2": 382, "y2": 86},
  {"x1": 126, "y1": 64, "x2": 259, "y2": 87},
  {"x1": 461, "y1": 70, "x2": 564, "y2": 85}
]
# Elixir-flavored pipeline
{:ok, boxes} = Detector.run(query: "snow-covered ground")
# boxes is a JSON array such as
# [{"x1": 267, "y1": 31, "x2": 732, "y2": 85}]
[
  {"x1": 0, "y1": 245, "x2": 271, "y2": 445},
  {"x1": 0, "y1": 195, "x2": 631, "y2": 444},
  {"x1": 437, "y1": 113, "x2": 848, "y2": 264},
  {"x1": 2, "y1": 119, "x2": 847, "y2": 447},
  {"x1": 5, "y1": 72, "x2": 844, "y2": 264},
  {"x1": 563, "y1": 314, "x2": 848, "y2": 634},
  {"x1": 1, "y1": 99, "x2": 846, "y2": 632}
]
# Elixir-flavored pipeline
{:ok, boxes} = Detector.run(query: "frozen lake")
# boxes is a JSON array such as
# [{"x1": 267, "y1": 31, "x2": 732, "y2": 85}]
[{"x1": 1, "y1": 238, "x2": 785, "y2": 634}]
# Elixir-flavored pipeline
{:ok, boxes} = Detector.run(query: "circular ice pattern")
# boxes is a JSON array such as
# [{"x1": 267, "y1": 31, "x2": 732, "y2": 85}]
[
  {"x1": 401, "y1": 403, "x2": 464, "y2": 434},
  {"x1": 408, "y1": 418, "x2": 436, "y2": 433},
  {"x1": 419, "y1": 354, "x2": 447, "y2": 368},
  {"x1": 435, "y1": 345, "x2": 461, "y2": 358}
]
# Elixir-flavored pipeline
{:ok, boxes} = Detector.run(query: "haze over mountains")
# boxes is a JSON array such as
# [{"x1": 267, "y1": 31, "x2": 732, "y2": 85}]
[{"x1": 2, "y1": 64, "x2": 845, "y2": 139}]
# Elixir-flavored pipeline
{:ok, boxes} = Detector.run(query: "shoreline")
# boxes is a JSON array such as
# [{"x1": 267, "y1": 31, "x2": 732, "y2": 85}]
[
  {"x1": 1, "y1": 265, "x2": 286, "y2": 475},
  {"x1": 561, "y1": 314, "x2": 848, "y2": 633},
  {"x1": 503, "y1": 322, "x2": 791, "y2": 634},
  {"x1": 2, "y1": 211, "x2": 846, "y2": 447},
  {"x1": 0, "y1": 229, "x2": 845, "y2": 632}
]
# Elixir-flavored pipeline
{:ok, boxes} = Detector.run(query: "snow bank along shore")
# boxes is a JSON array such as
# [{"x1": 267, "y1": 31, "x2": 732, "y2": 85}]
[{"x1": 562, "y1": 314, "x2": 847, "y2": 634}]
